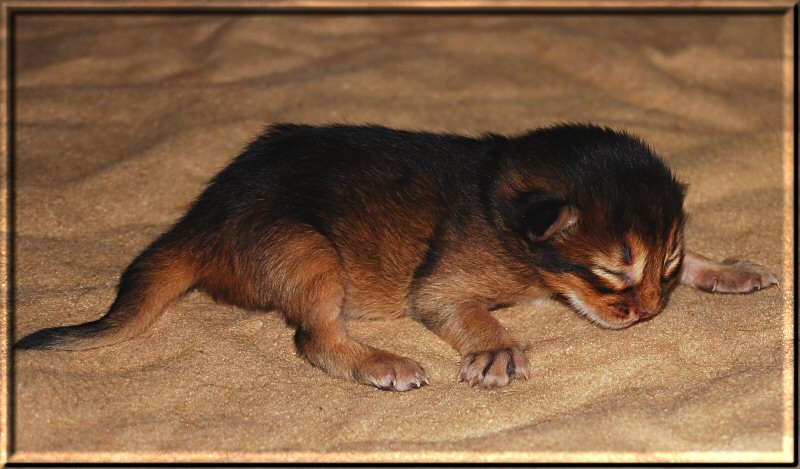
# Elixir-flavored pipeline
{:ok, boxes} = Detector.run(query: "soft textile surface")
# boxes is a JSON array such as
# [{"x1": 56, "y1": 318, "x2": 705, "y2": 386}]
[{"x1": 12, "y1": 12, "x2": 792, "y2": 463}]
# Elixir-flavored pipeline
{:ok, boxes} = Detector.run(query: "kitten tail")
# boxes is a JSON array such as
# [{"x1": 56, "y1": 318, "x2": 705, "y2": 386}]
[{"x1": 15, "y1": 237, "x2": 197, "y2": 351}]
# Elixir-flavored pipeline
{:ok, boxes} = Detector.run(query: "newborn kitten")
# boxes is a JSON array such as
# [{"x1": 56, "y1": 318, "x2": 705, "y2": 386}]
[{"x1": 16, "y1": 123, "x2": 778, "y2": 390}]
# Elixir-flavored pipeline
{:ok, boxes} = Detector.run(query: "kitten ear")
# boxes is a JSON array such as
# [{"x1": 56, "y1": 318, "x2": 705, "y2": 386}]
[{"x1": 524, "y1": 198, "x2": 578, "y2": 242}]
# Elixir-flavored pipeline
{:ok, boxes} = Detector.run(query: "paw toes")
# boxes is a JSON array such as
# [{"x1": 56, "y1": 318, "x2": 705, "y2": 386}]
[
  {"x1": 368, "y1": 368, "x2": 396, "y2": 390},
  {"x1": 355, "y1": 355, "x2": 428, "y2": 392},
  {"x1": 701, "y1": 259, "x2": 778, "y2": 294},
  {"x1": 479, "y1": 351, "x2": 510, "y2": 388},
  {"x1": 459, "y1": 347, "x2": 529, "y2": 388},
  {"x1": 767, "y1": 271, "x2": 779, "y2": 286},
  {"x1": 510, "y1": 348, "x2": 531, "y2": 379},
  {"x1": 459, "y1": 353, "x2": 489, "y2": 385}
]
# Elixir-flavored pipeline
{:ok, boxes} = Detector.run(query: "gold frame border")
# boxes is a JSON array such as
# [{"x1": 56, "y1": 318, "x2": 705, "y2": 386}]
[
  {"x1": 782, "y1": 4, "x2": 798, "y2": 468},
  {"x1": 0, "y1": 0, "x2": 795, "y2": 464}
]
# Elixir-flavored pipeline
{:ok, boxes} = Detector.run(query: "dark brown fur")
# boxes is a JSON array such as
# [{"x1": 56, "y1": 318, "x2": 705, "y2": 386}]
[{"x1": 16, "y1": 123, "x2": 778, "y2": 390}]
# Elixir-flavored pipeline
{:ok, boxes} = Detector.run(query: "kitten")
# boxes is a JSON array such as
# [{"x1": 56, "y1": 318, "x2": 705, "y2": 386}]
[{"x1": 16, "y1": 124, "x2": 778, "y2": 390}]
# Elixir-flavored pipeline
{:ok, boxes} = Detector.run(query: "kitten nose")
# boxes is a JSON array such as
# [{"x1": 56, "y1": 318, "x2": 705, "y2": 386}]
[{"x1": 635, "y1": 290, "x2": 660, "y2": 318}]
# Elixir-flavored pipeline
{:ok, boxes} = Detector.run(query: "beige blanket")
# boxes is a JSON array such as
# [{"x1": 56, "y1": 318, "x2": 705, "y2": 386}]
[{"x1": 11, "y1": 12, "x2": 792, "y2": 463}]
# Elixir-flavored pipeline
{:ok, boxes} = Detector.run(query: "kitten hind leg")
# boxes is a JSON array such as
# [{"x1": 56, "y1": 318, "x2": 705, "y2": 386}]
[
  {"x1": 679, "y1": 250, "x2": 778, "y2": 293},
  {"x1": 262, "y1": 226, "x2": 428, "y2": 391},
  {"x1": 294, "y1": 316, "x2": 429, "y2": 391}
]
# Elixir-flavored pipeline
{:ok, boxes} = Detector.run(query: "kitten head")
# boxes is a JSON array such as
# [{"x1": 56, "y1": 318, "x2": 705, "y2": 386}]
[{"x1": 491, "y1": 124, "x2": 687, "y2": 328}]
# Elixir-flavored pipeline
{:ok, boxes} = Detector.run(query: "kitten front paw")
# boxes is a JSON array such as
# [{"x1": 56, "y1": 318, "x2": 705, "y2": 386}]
[
  {"x1": 459, "y1": 347, "x2": 530, "y2": 388},
  {"x1": 699, "y1": 259, "x2": 779, "y2": 293}
]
